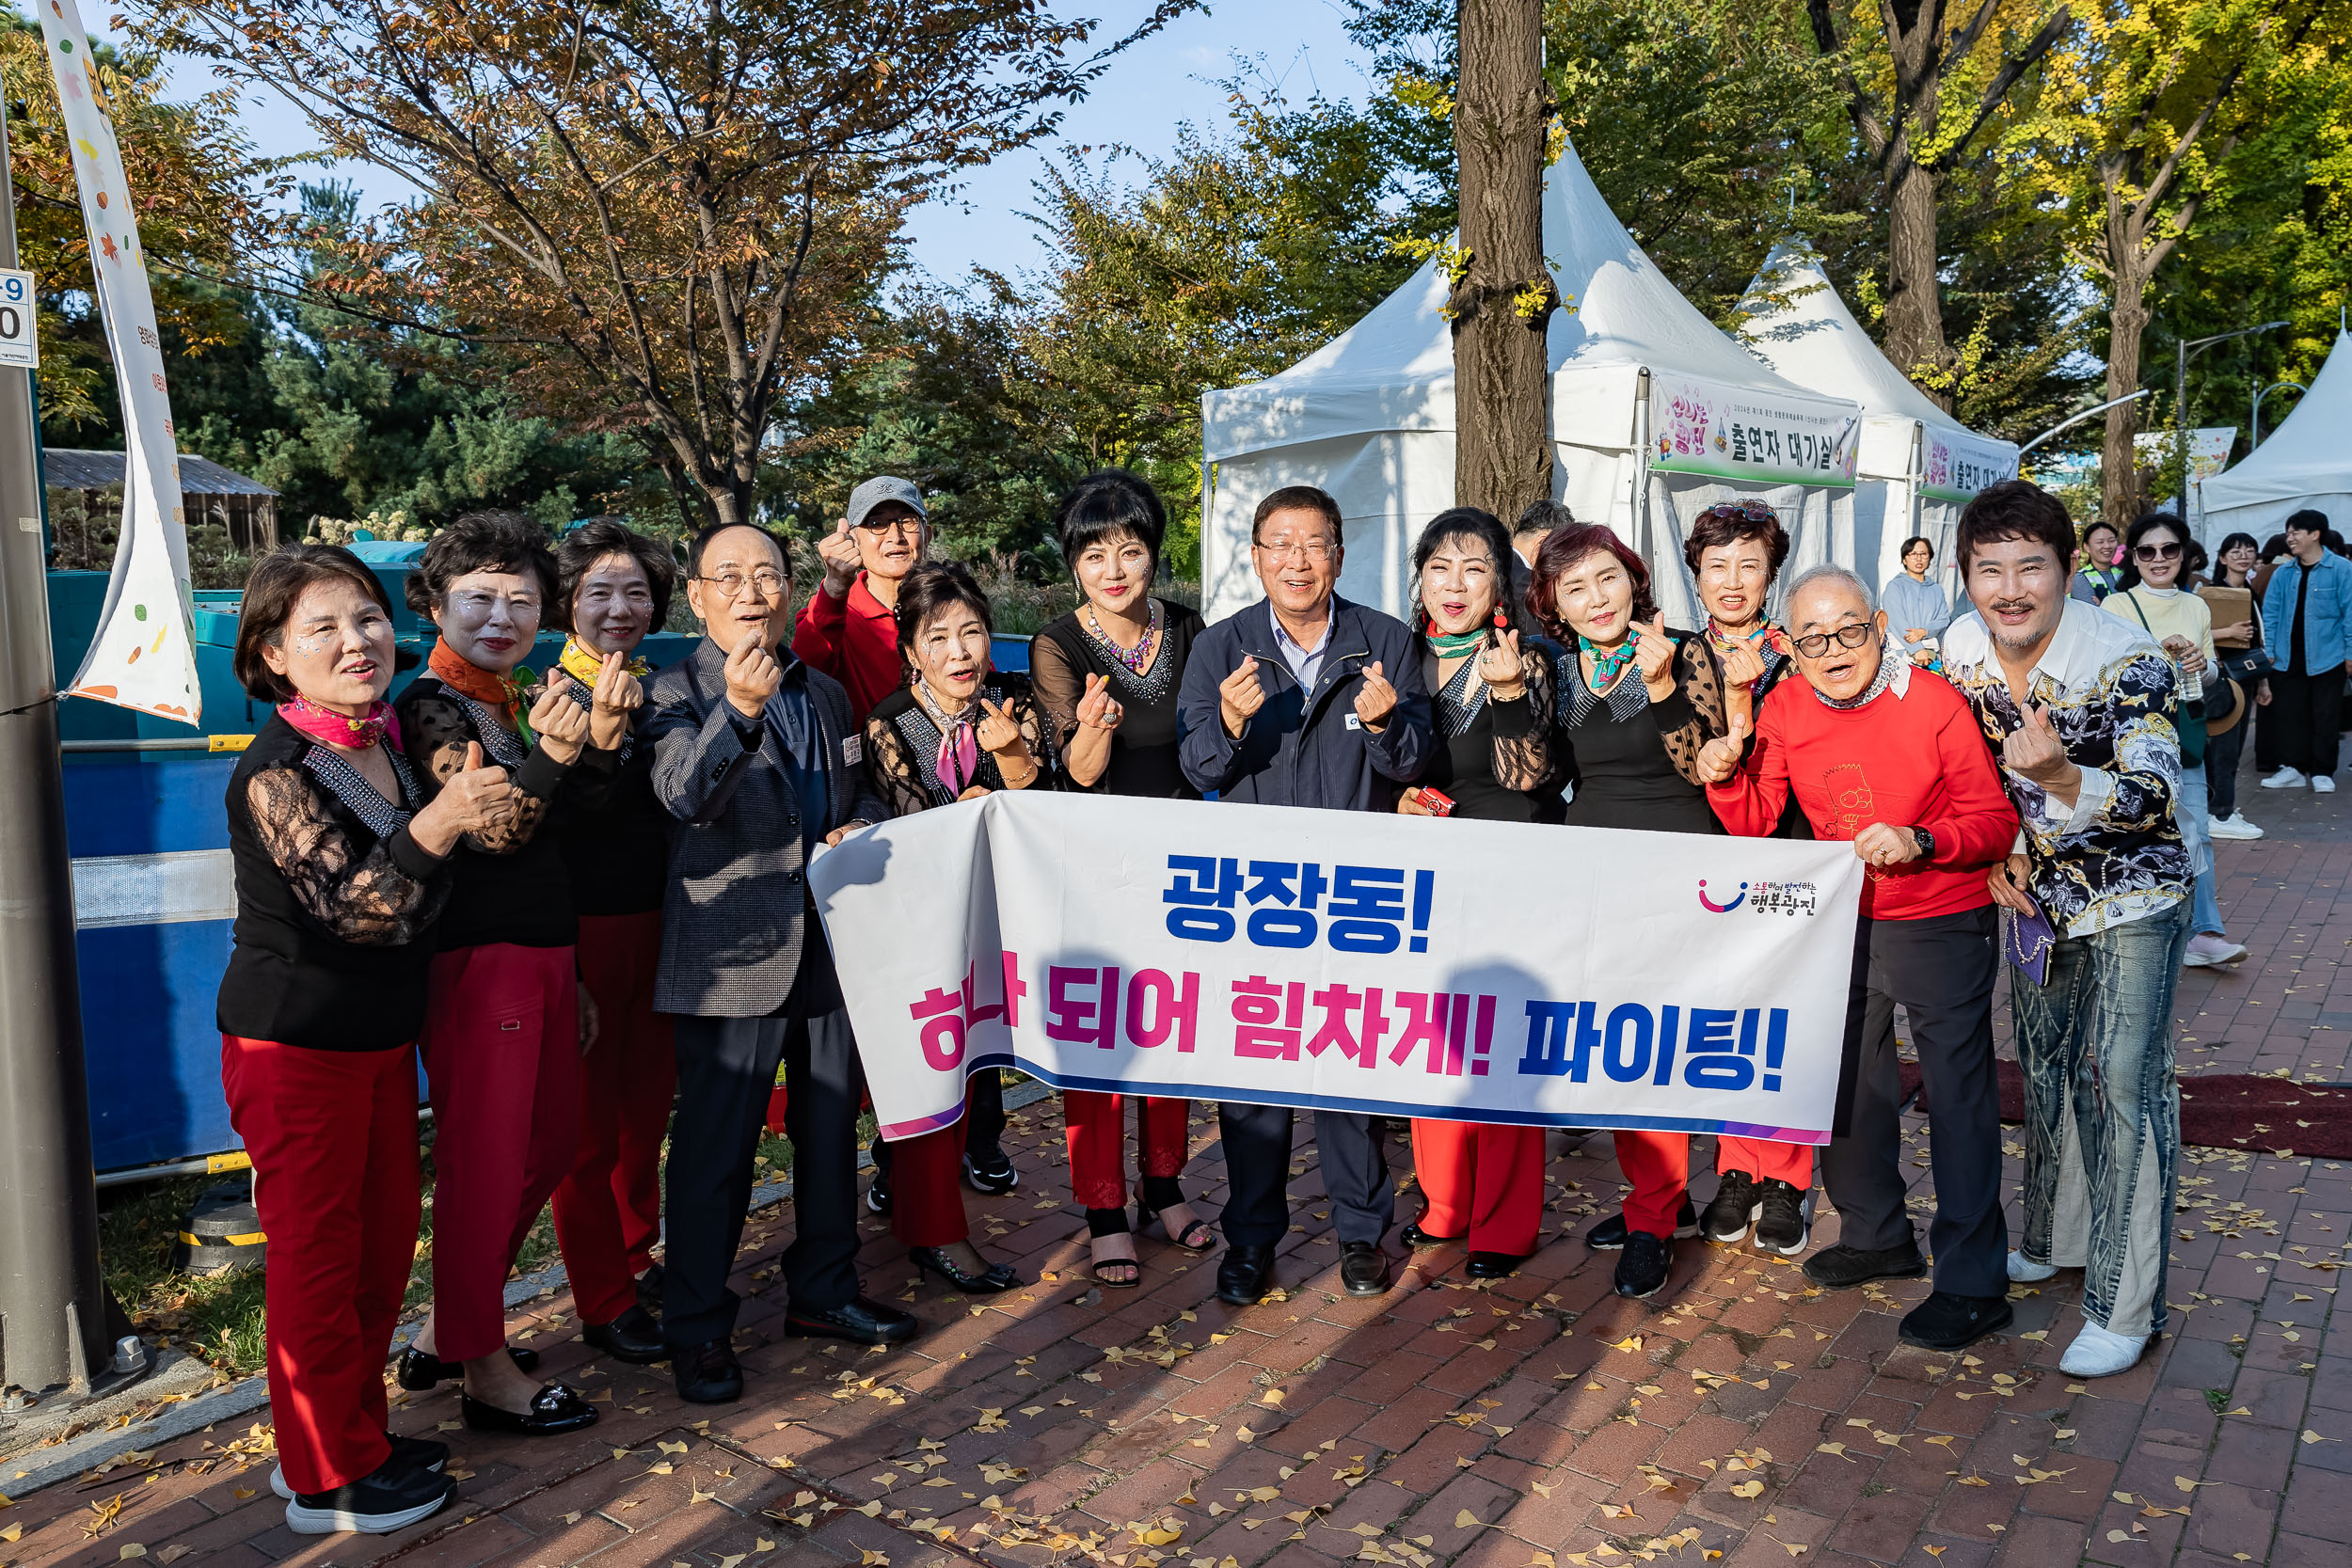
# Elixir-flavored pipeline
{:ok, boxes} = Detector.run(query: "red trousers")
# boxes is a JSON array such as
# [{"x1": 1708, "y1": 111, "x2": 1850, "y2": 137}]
[
  {"x1": 1616, "y1": 1132, "x2": 1814, "y2": 1237},
  {"x1": 422, "y1": 942, "x2": 580, "y2": 1361},
  {"x1": 1409, "y1": 1119, "x2": 1543, "y2": 1255},
  {"x1": 551, "y1": 912, "x2": 675, "y2": 1326},
  {"x1": 1063, "y1": 1091, "x2": 1189, "y2": 1210},
  {"x1": 221, "y1": 1036, "x2": 419, "y2": 1495},
  {"x1": 891, "y1": 1080, "x2": 982, "y2": 1249}
]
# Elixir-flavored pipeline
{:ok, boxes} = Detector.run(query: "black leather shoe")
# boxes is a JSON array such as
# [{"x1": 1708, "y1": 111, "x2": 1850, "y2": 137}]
[
  {"x1": 671, "y1": 1338, "x2": 744, "y2": 1403},
  {"x1": 1585, "y1": 1197, "x2": 1698, "y2": 1252},
  {"x1": 1613, "y1": 1231, "x2": 1674, "y2": 1299},
  {"x1": 962, "y1": 1149, "x2": 1020, "y2": 1195},
  {"x1": 1400, "y1": 1220, "x2": 1461, "y2": 1248},
  {"x1": 395, "y1": 1343, "x2": 539, "y2": 1391},
  {"x1": 1804, "y1": 1241, "x2": 1929, "y2": 1290},
  {"x1": 1899, "y1": 1291, "x2": 2012, "y2": 1350},
  {"x1": 1465, "y1": 1250, "x2": 1531, "y2": 1279},
  {"x1": 1339, "y1": 1241, "x2": 1391, "y2": 1296},
  {"x1": 910, "y1": 1246, "x2": 1023, "y2": 1293},
  {"x1": 459, "y1": 1383, "x2": 599, "y2": 1435},
  {"x1": 1216, "y1": 1243, "x2": 1276, "y2": 1305},
  {"x1": 634, "y1": 1263, "x2": 665, "y2": 1311},
  {"x1": 786, "y1": 1296, "x2": 921, "y2": 1346},
  {"x1": 583, "y1": 1304, "x2": 668, "y2": 1364}
]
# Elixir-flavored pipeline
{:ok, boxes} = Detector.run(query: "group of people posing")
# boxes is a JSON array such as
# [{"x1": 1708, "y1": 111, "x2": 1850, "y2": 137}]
[{"x1": 217, "y1": 468, "x2": 2215, "y2": 1537}]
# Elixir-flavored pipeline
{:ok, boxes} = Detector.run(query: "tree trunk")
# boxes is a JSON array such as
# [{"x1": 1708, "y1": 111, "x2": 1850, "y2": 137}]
[
  {"x1": 1452, "y1": 0, "x2": 1554, "y2": 522},
  {"x1": 2102, "y1": 278, "x2": 2149, "y2": 529},
  {"x1": 1882, "y1": 156, "x2": 1954, "y2": 411}
]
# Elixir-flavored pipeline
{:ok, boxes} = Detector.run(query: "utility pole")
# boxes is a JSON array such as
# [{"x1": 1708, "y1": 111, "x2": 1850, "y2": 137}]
[
  {"x1": 1452, "y1": 0, "x2": 1556, "y2": 521},
  {"x1": 0, "y1": 101, "x2": 115, "y2": 1403}
]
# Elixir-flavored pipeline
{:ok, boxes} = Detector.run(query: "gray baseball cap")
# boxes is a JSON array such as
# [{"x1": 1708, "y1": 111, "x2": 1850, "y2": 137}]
[{"x1": 846, "y1": 475, "x2": 928, "y2": 530}]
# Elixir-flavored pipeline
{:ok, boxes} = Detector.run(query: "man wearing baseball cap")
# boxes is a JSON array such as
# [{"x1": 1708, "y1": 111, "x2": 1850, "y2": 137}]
[{"x1": 794, "y1": 476, "x2": 930, "y2": 724}]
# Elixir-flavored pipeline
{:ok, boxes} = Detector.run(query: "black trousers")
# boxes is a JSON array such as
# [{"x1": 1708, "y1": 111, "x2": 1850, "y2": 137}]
[
  {"x1": 663, "y1": 937, "x2": 863, "y2": 1349},
  {"x1": 1819, "y1": 906, "x2": 2007, "y2": 1298},
  {"x1": 1217, "y1": 1103, "x2": 1392, "y2": 1248},
  {"x1": 2270, "y1": 666, "x2": 2345, "y2": 776}
]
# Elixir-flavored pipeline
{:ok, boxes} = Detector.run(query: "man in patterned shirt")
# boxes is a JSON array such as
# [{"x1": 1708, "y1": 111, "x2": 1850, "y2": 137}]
[{"x1": 1941, "y1": 480, "x2": 2192, "y2": 1379}]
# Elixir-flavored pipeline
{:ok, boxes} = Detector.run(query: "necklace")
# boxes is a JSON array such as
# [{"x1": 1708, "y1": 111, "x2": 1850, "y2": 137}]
[
  {"x1": 1580, "y1": 634, "x2": 1637, "y2": 689},
  {"x1": 1083, "y1": 599, "x2": 1160, "y2": 677}
]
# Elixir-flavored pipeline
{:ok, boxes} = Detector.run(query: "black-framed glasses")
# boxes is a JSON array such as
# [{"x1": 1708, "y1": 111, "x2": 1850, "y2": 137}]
[
  {"x1": 855, "y1": 512, "x2": 926, "y2": 535},
  {"x1": 1697, "y1": 500, "x2": 1780, "y2": 526},
  {"x1": 1789, "y1": 622, "x2": 1876, "y2": 657},
  {"x1": 2134, "y1": 542, "x2": 2183, "y2": 562}
]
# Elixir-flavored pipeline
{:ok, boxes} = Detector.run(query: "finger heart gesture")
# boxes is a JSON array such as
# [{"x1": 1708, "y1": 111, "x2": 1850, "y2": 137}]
[
  {"x1": 1632, "y1": 614, "x2": 1676, "y2": 685},
  {"x1": 976, "y1": 696, "x2": 1022, "y2": 754},
  {"x1": 1354, "y1": 660, "x2": 1398, "y2": 729},
  {"x1": 1076, "y1": 672, "x2": 1125, "y2": 731},
  {"x1": 1478, "y1": 627, "x2": 1525, "y2": 696}
]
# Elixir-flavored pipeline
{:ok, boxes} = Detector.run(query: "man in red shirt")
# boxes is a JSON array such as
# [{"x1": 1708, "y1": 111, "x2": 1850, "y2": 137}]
[
  {"x1": 793, "y1": 475, "x2": 930, "y2": 724},
  {"x1": 1697, "y1": 562, "x2": 2020, "y2": 1351}
]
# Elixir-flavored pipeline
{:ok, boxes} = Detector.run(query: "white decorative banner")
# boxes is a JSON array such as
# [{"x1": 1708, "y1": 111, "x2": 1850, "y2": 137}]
[
  {"x1": 812, "y1": 793, "x2": 1865, "y2": 1147},
  {"x1": 1649, "y1": 372, "x2": 1860, "y2": 489},
  {"x1": 40, "y1": 0, "x2": 199, "y2": 723},
  {"x1": 1919, "y1": 426, "x2": 2020, "y2": 503}
]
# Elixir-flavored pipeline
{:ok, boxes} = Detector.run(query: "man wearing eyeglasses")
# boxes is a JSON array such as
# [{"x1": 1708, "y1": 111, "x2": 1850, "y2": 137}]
[
  {"x1": 1693, "y1": 564, "x2": 2019, "y2": 1350},
  {"x1": 642, "y1": 522, "x2": 912, "y2": 1404},
  {"x1": 795, "y1": 475, "x2": 933, "y2": 725},
  {"x1": 1176, "y1": 484, "x2": 1434, "y2": 1306}
]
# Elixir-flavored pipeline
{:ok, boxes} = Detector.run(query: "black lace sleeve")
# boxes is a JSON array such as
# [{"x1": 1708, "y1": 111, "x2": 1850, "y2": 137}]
[
  {"x1": 1487, "y1": 647, "x2": 1555, "y2": 791},
  {"x1": 1659, "y1": 636, "x2": 1722, "y2": 787},
  {"x1": 1027, "y1": 633, "x2": 1087, "y2": 756},
  {"x1": 998, "y1": 684, "x2": 1058, "y2": 788},
  {"x1": 399, "y1": 688, "x2": 553, "y2": 854},
  {"x1": 245, "y1": 766, "x2": 450, "y2": 945},
  {"x1": 866, "y1": 713, "x2": 939, "y2": 816}
]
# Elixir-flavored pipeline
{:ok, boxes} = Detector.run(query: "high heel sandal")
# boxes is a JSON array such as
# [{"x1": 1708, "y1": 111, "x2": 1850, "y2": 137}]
[
  {"x1": 910, "y1": 1245, "x2": 1023, "y2": 1294},
  {"x1": 1136, "y1": 1201, "x2": 1216, "y2": 1253},
  {"x1": 1089, "y1": 1234, "x2": 1142, "y2": 1289}
]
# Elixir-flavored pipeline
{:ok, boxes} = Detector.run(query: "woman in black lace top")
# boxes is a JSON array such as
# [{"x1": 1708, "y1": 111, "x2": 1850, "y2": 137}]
[
  {"x1": 218, "y1": 546, "x2": 516, "y2": 1534},
  {"x1": 861, "y1": 562, "x2": 1037, "y2": 1294},
  {"x1": 1028, "y1": 472, "x2": 1214, "y2": 1289}
]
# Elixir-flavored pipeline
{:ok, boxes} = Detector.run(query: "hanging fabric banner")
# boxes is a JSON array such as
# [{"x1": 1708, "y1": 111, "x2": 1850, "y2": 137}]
[
  {"x1": 38, "y1": 0, "x2": 199, "y2": 723},
  {"x1": 812, "y1": 793, "x2": 1866, "y2": 1145},
  {"x1": 1648, "y1": 372, "x2": 1860, "y2": 489}
]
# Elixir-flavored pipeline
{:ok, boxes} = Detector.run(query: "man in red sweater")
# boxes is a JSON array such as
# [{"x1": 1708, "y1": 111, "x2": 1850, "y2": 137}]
[
  {"x1": 793, "y1": 475, "x2": 930, "y2": 724},
  {"x1": 1697, "y1": 562, "x2": 2020, "y2": 1351}
]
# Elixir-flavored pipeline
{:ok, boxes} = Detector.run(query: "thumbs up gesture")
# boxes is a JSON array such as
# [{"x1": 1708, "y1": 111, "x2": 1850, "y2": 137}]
[
  {"x1": 1694, "y1": 712, "x2": 1750, "y2": 784},
  {"x1": 413, "y1": 738, "x2": 520, "y2": 849},
  {"x1": 1354, "y1": 659, "x2": 1398, "y2": 731},
  {"x1": 2001, "y1": 700, "x2": 2074, "y2": 789}
]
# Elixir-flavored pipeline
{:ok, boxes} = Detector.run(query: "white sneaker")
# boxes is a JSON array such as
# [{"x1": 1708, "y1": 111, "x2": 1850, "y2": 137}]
[
  {"x1": 2007, "y1": 1250, "x2": 2058, "y2": 1282},
  {"x1": 2059, "y1": 1321, "x2": 2149, "y2": 1377},
  {"x1": 2207, "y1": 812, "x2": 2264, "y2": 840},
  {"x1": 2314, "y1": 775, "x2": 2337, "y2": 794},
  {"x1": 2184, "y1": 933, "x2": 2249, "y2": 967},
  {"x1": 2262, "y1": 767, "x2": 2307, "y2": 789}
]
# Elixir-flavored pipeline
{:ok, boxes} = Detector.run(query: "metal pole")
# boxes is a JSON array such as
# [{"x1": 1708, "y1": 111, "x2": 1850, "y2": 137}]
[{"x1": 0, "y1": 105, "x2": 111, "y2": 1399}]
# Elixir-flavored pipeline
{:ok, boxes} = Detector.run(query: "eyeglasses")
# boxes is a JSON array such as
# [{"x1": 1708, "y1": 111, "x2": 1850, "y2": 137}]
[
  {"x1": 1256, "y1": 538, "x2": 1336, "y2": 562},
  {"x1": 2133, "y1": 542, "x2": 2184, "y2": 562},
  {"x1": 856, "y1": 513, "x2": 925, "y2": 536},
  {"x1": 1789, "y1": 622, "x2": 1876, "y2": 657},
  {"x1": 1698, "y1": 501, "x2": 1779, "y2": 526},
  {"x1": 695, "y1": 569, "x2": 787, "y2": 599}
]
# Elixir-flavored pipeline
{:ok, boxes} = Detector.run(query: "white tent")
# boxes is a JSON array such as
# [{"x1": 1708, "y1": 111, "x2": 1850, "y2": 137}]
[
  {"x1": 1735, "y1": 240, "x2": 2017, "y2": 603},
  {"x1": 1199, "y1": 139, "x2": 1866, "y2": 626},
  {"x1": 2197, "y1": 329, "x2": 2352, "y2": 544}
]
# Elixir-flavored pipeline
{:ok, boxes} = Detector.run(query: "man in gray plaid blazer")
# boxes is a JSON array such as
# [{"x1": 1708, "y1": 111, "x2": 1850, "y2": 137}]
[{"x1": 645, "y1": 522, "x2": 914, "y2": 1403}]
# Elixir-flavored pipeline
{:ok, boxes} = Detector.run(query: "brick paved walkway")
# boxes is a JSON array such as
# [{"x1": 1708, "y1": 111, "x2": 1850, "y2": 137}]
[{"x1": 6, "y1": 774, "x2": 2349, "y2": 1568}]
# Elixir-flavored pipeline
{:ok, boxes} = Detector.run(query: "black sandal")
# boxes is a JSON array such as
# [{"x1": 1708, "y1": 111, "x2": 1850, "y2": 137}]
[{"x1": 1136, "y1": 1201, "x2": 1216, "y2": 1252}]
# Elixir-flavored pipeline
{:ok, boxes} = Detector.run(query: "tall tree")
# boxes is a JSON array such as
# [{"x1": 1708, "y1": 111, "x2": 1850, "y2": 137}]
[
  {"x1": 1803, "y1": 0, "x2": 2072, "y2": 407},
  {"x1": 1450, "y1": 0, "x2": 1555, "y2": 517},
  {"x1": 146, "y1": 0, "x2": 1189, "y2": 528}
]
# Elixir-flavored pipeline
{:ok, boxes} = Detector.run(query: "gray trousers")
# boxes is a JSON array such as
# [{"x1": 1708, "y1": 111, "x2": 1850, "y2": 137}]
[{"x1": 1218, "y1": 1103, "x2": 1393, "y2": 1248}]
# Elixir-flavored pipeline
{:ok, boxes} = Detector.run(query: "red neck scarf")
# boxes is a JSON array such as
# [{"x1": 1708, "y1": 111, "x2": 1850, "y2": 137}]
[
  {"x1": 428, "y1": 639, "x2": 536, "y2": 744},
  {"x1": 278, "y1": 693, "x2": 401, "y2": 752}
]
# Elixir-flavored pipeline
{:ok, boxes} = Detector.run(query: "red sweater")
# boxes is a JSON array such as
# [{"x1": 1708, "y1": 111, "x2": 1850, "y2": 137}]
[
  {"x1": 791, "y1": 572, "x2": 901, "y2": 724},
  {"x1": 1707, "y1": 668, "x2": 2017, "y2": 921}
]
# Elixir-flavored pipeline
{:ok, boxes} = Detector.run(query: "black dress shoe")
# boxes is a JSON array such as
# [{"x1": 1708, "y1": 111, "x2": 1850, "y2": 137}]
[
  {"x1": 634, "y1": 1263, "x2": 665, "y2": 1311},
  {"x1": 1613, "y1": 1231, "x2": 1674, "y2": 1299},
  {"x1": 395, "y1": 1343, "x2": 539, "y2": 1391},
  {"x1": 672, "y1": 1338, "x2": 744, "y2": 1404},
  {"x1": 1899, "y1": 1291, "x2": 2013, "y2": 1351},
  {"x1": 583, "y1": 1304, "x2": 668, "y2": 1365},
  {"x1": 1216, "y1": 1243, "x2": 1276, "y2": 1305},
  {"x1": 786, "y1": 1296, "x2": 921, "y2": 1346},
  {"x1": 1400, "y1": 1220, "x2": 1461, "y2": 1248},
  {"x1": 1465, "y1": 1250, "x2": 1531, "y2": 1278},
  {"x1": 459, "y1": 1383, "x2": 599, "y2": 1435},
  {"x1": 1340, "y1": 1241, "x2": 1391, "y2": 1296},
  {"x1": 910, "y1": 1246, "x2": 1023, "y2": 1293},
  {"x1": 1804, "y1": 1241, "x2": 1928, "y2": 1291},
  {"x1": 1585, "y1": 1197, "x2": 1699, "y2": 1252}
]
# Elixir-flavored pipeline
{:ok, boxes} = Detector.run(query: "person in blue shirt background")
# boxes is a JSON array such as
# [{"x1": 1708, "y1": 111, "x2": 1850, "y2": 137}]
[{"x1": 2257, "y1": 508, "x2": 2352, "y2": 795}]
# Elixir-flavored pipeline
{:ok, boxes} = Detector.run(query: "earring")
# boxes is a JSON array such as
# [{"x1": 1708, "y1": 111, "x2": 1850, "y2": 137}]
[{"x1": 1492, "y1": 607, "x2": 1507, "y2": 630}]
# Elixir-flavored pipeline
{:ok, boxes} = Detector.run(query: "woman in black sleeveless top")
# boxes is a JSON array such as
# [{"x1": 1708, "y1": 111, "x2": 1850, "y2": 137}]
[
  {"x1": 218, "y1": 546, "x2": 516, "y2": 1535},
  {"x1": 1391, "y1": 507, "x2": 1559, "y2": 1281},
  {"x1": 1029, "y1": 471, "x2": 1214, "y2": 1289}
]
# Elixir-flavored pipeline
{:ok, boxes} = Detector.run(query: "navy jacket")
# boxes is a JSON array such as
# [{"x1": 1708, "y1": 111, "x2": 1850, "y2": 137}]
[{"x1": 1177, "y1": 594, "x2": 1433, "y2": 810}]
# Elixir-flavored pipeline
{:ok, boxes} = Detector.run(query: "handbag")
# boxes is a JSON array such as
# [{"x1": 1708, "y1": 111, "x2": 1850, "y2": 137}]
[{"x1": 2122, "y1": 591, "x2": 2208, "y2": 768}]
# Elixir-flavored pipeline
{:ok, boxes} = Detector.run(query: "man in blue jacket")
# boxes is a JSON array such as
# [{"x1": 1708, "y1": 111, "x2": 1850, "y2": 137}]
[
  {"x1": 1178, "y1": 484, "x2": 1433, "y2": 1305},
  {"x1": 2259, "y1": 508, "x2": 2352, "y2": 794}
]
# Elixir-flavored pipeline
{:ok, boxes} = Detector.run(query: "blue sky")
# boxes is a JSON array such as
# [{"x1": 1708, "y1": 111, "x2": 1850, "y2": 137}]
[{"x1": 109, "y1": 1, "x2": 1379, "y2": 288}]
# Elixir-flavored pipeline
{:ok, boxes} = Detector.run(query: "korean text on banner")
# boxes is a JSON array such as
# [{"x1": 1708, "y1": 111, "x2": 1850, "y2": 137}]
[
  {"x1": 38, "y1": 0, "x2": 199, "y2": 723},
  {"x1": 1648, "y1": 372, "x2": 1860, "y2": 489},
  {"x1": 812, "y1": 793, "x2": 1865, "y2": 1146},
  {"x1": 1920, "y1": 427, "x2": 2020, "y2": 504}
]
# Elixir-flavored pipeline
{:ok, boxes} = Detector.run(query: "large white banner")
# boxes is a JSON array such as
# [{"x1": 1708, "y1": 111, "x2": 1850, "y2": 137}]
[
  {"x1": 1648, "y1": 372, "x2": 1860, "y2": 489},
  {"x1": 812, "y1": 793, "x2": 1866, "y2": 1147},
  {"x1": 40, "y1": 0, "x2": 200, "y2": 723}
]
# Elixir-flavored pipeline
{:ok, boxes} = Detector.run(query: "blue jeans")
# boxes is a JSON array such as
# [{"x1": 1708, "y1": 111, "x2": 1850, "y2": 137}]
[
  {"x1": 2010, "y1": 898, "x2": 2189, "y2": 1337},
  {"x1": 2176, "y1": 768, "x2": 2224, "y2": 937}
]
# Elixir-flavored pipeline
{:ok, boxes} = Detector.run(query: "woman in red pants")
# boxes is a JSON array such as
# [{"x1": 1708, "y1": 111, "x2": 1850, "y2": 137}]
[
  {"x1": 864, "y1": 562, "x2": 1044, "y2": 1293},
  {"x1": 548, "y1": 521, "x2": 676, "y2": 1360},
  {"x1": 1392, "y1": 508, "x2": 1561, "y2": 1278},
  {"x1": 220, "y1": 546, "x2": 515, "y2": 1532},
  {"x1": 1029, "y1": 472, "x2": 1215, "y2": 1285},
  {"x1": 394, "y1": 513, "x2": 605, "y2": 1435}
]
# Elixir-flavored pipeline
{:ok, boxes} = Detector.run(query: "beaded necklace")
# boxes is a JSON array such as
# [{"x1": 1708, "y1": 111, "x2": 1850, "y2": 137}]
[{"x1": 1083, "y1": 599, "x2": 1161, "y2": 678}]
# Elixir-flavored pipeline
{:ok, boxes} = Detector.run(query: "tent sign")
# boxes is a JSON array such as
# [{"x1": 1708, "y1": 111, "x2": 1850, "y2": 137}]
[
  {"x1": 0, "y1": 269, "x2": 36, "y2": 370},
  {"x1": 1648, "y1": 373, "x2": 1858, "y2": 488},
  {"x1": 1920, "y1": 426, "x2": 2019, "y2": 503}
]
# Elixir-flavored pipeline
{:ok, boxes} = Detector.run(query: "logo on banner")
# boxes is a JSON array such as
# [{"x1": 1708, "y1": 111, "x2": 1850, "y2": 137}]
[{"x1": 1697, "y1": 879, "x2": 1748, "y2": 912}]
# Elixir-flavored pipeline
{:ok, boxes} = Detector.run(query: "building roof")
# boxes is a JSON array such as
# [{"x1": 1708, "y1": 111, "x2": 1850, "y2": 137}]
[{"x1": 41, "y1": 449, "x2": 278, "y2": 497}]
